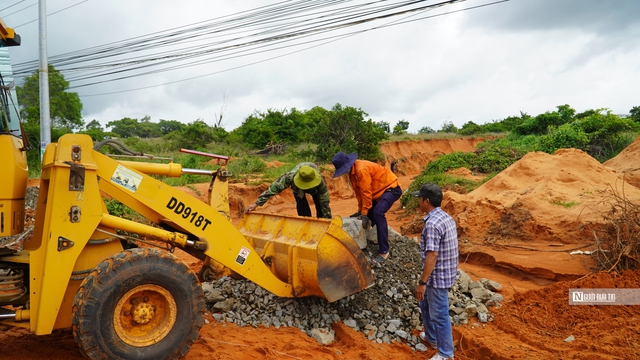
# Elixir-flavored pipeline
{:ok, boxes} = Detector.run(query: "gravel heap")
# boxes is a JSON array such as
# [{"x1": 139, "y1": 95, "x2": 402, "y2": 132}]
[
  {"x1": 203, "y1": 230, "x2": 503, "y2": 351},
  {"x1": 0, "y1": 187, "x2": 38, "y2": 249},
  {"x1": 16, "y1": 187, "x2": 504, "y2": 349},
  {"x1": 25, "y1": 186, "x2": 39, "y2": 210}
]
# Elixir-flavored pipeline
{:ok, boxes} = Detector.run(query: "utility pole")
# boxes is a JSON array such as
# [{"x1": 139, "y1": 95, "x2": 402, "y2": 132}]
[{"x1": 38, "y1": 0, "x2": 51, "y2": 159}]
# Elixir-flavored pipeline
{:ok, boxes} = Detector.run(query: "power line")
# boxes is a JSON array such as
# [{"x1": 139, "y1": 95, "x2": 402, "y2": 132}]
[
  {"x1": 81, "y1": 0, "x2": 508, "y2": 97},
  {"x1": 12, "y1": 0, "x2": 509, "y2": 95},
  {"x1": 0, "y1": 0, "x2": 27, "y2": 13},
  {"x1": 12, "y1": 0, "x2": 90, "y2": 28},
  {"x1": 1, "y1": 1, "x2": 36, "y2": 18},
  {"x1": 16, "y1": 0, "x2": 465, "y2": 80}
]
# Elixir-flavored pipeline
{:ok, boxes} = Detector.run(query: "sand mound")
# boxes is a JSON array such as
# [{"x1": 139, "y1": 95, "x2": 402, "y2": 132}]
[
  {"x1": 490, "y1": 270, "x2": 640, "y2": 359},
  {"x1": 264, "y1": 160, "x2": 285, "y2": 168},
  {"x1": 446, "y1": 167, "x2": 484, "y2": 182},
  {"x1": 444, "y1": 148, "x2": 640, "y2": 245},
  {"x1": 603, "y1": 135, "x2": 640, "y2": 189}
]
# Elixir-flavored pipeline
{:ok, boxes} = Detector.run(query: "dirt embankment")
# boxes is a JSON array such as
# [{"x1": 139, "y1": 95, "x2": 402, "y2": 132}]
[
  {"x1": 146, "y1": 135, "x2": 640, "y2": 360},
  {"x1": 5, "y1": 136, "x2": 640, "y2": 360},
  {"x1": 212, "y1": 137, "x2": 494, "y2": 219},
  {"x1": 603, "y1": 136, "x2": 640, "y2": 189},
  {"x1": 448, "y1": 148, "x2": 640, "y2": 245},
  {"x1": 380, "y1": 137, "x2": 491, "y2": 176}
]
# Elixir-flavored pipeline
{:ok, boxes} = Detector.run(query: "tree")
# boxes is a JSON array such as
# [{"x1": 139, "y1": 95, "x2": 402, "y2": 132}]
[
  {"x1": 136, "y1": 116, "x2": 162, "y2": 138},
  {"x1": 557, "y1": 104, "x2": 576, "y2": 123},
  {"x1": 16, "y1": 64, "x2": 83, "y2": 131},
  {"x1": 310, "y1": 103, "x2": 388, "y2": 161},
  {"x1": 80, "y1": 119, "x2": 107, "y2": 142},
  {"x1": 86, "y1": 119, "x2": 103, "y2": 130},
  {"x1": 392, "y1": 120, "x2": 409, "y2": 135},
  {"x1": 575, "y1": 109, "x2": 598, "y2": 119},
  {"x1": 630, "y1": 106, "x2": 640, "y2": 123},
  {"x1": 376, "y1": 121, "x2": 390, "y2": 133},
  {"x1": 439, "y1": 120, "x2": 458, "y2": 133},
  {"x1": 418, "y1": 126, "x2": 435, "y2": 134},
  {"x1": 107, "y1": 117, "x2": 140, "y2": 138},
  {"x1": 165, "y1": 119, "x2": 215, "y2": 149},
  {"x1": 514, "y1": 105, "x2": 574, "y2": 136},
  {"x1": 213, "y1": 92, "x2": 228, "y2": 129},
  {"x1": 158, "y1": 119, "x2": 185, "y2": 135},
  {"x1": 303, "y1": 106, "x2": 330, "y2": 141},
  {"x1": 16, "y1": 64, "x2": 84, "y2": 169},
  {"x1": 458, "y1": 121, "x2": 483, "y2": 135},
  {"x1": 231, "y1": 108, "x2": 310, "y2": 148},
  {"x1": 486, "y1": 115, "x2": 526, "y2": 132}
]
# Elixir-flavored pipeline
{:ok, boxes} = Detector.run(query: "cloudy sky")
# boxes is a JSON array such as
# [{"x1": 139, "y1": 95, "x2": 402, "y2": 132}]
[{"x1": 3, "y1": 0, "x2": 639, "y2": 133}]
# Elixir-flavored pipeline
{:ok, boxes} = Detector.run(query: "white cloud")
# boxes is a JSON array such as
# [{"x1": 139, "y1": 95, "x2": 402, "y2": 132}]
[{"x1": 3, "y1": 0, "x2": 639, "y2": 133}]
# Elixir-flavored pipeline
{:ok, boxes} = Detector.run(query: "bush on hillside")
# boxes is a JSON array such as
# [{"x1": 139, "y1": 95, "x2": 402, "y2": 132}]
[
  {"x1": 231, "y1": 108, "x2": 309, "y2": 149},
  {"x1": 310, "y1": 103, "x2": 388, "y2": 162}
]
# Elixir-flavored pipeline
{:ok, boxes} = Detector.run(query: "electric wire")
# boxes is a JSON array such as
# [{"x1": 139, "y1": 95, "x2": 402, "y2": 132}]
[
  {"x1": 12, "y1": 0, "x2": 460, "y2": 79},
  {"x1": 1, "y1": 1, "x2": 36, "y2": 18},
  {"x1": 8, "y1": 0, "x2": 509, "y2": 95},
  {"x1": 0, "y1": 0, "x2": 27, "y2": 13},
  {"x1": 82, "y1": 0, "x2": 502, "y2": 96},
  {"x1": 12, "y1": 0, "x2": 90, "y2": 28}
]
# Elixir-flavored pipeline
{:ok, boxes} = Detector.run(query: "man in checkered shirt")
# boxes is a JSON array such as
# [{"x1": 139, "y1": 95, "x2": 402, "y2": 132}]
[{"x1": 412, "y1": 183, "x2": 459, "y2": 360}]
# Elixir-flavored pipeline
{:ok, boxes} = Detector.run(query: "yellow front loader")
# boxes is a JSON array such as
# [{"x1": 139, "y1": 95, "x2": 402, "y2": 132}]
[{"x1": 0, "y1": 133, "x2": 373, "y2": 360}]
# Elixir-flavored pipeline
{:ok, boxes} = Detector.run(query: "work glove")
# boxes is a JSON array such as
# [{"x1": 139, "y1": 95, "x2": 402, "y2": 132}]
[
  {"x1": 357, "y1": 214, "x2": 371, "y2": 230},
  {"x1": 349, "y1": 212, "x2": 361, "y2": 218}
]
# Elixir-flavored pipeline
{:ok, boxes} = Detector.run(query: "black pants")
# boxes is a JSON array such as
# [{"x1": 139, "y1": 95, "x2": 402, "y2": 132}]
[
  {"x1": 294, "y1": 190, "x2": 325, "y2": 218},
  {"x1": 367, "y1": 186, "x2": 402, "y2": 254}
]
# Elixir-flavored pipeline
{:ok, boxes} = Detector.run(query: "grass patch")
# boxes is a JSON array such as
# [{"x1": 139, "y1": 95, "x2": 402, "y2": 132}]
[
  {"x1": 400, "y1": 172, "x2": 490, "y2": 212},
  {"x1": 549, "y1": 199, "x2": 579, "y2": 207},
  {"x1": 228, "y1": 156, "x2": 266, "y2": 177},
  {"x1": 385, "y1": 132, "x2": 506, "y2": 142},
  {"x1": 104, "y1": 198, "x2": 134, "y2": 219},
  {"x1": 260, "y1": 165, "x2": 292, "y2": 183}
]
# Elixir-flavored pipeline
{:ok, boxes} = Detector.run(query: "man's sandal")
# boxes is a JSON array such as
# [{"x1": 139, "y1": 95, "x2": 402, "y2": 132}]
[{"x1": 373, "y1": 254, "x2": 387, "y2": 264}]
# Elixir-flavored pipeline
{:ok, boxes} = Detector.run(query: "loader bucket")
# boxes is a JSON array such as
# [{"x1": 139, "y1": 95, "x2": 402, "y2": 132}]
[{"x1": 236, "y1": 213, "x2": 374, "y2": 302}]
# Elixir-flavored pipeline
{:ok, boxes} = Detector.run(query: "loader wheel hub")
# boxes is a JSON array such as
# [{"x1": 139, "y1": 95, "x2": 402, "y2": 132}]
[
  {"x1": 132, "y1": 302, "x2": 155, "y2": 324},
  {"x1": 113, "y1": 284, "x2": 177, "y2": 347}
]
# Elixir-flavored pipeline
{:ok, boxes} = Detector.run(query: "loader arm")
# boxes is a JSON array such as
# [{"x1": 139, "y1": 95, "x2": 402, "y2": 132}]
[
  {"x1": 18, "y1": 134, "x2": 372, "y2": 336},
  {"x1": 94, "y1": 145, "x2": 373, "y2": 302},
  {"x1": 91, "y1": 143, "x2": 296, "y2": 298}
]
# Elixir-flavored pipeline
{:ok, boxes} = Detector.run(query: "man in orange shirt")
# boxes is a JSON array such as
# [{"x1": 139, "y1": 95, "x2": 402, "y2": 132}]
[{"x1": 332, "y1": 152, "x2": 402, "y2": 264}]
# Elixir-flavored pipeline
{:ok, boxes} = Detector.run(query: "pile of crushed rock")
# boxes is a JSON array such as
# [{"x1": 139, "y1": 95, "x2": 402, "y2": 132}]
[
  {"x1": 17, "y1": 186, "x2": 503, "y2": 350},
  {"x1": 203, "y1": 225, "x2": 503, "y2": 351},
  {"x1": 0, "y1": 187, "x2": 38, "y2": 249}
]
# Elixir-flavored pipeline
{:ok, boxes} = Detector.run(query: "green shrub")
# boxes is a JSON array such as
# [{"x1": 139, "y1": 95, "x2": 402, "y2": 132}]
[
  {"x1": 104, "y1": 198, "x2": 134, "y2": 219},
  {"x1": 538, "y1": 124, "x2": 589, "y2": 154},
  {"x1": 228, "y1": 156, "x2": 266, "y2": 177},
  {"x1": 310, "y1": 104, "x2": 388, "y2": 162},
  {"x1": 400, "y1": 173, "x2": 488, "y2": 212}
]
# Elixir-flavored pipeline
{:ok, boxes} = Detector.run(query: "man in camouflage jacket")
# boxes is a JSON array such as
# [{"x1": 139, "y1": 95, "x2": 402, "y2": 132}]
[{"x1": 246, "y1": 162, "x2": 332, "y2": 218}]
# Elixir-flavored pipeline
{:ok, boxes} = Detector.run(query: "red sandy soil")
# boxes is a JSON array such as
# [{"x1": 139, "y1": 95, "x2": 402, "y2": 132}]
[{"x1": 4, "y1": 136, "x2": 640, "y2": 360}]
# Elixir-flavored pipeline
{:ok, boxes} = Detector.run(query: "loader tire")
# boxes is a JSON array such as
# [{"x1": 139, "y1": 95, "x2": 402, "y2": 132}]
[{"x1": 72, "y1": 248, "x2": 205, "y2": 360}]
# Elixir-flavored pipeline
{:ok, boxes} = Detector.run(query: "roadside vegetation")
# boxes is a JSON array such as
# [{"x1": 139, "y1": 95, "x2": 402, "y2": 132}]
[
  {"x1": 15, "y1": 66, "x2": 640, "y2": 208},
  {"x1": 399, "y1": 106, "x2": 640, "y2": 210}
]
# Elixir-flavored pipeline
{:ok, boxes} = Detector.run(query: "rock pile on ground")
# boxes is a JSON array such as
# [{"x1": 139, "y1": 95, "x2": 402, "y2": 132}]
[
  {"x1": 17, "y1": 186, "x2": 504, "y2": 349},
  {"x1": 25, "y1": 187, "x2": 39, "y2": 210},
  {"x1": 203, "y1": 229, "x2": 503, "y2": 351},
  {"x1": 0, "y1": 187, "x2": 38, "y2": 249},
  {"x1": 448, "y1": 270, "x2": 503, "y2": 326}
]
